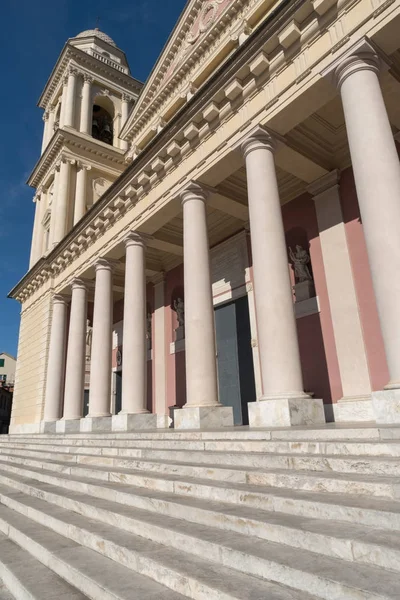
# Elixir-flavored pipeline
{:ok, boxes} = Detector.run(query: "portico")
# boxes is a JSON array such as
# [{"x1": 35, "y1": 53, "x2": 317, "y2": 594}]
[{"x1": 9, "y1": 0, "x2": 400, "y2": 433}]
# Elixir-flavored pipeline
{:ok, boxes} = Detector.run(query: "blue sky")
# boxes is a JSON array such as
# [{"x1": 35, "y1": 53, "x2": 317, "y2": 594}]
[{"x1": 0, "y1": 0, "x2": 186, "y2": 357}]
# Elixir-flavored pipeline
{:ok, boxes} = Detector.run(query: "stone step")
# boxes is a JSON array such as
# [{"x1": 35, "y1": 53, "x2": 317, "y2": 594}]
[
  {"x1": 1, "y1": 466, "x2": 400, "y2": 573},
  {"x1": 6, "y1": 437, "x2": 400, "y2": 456},
  {"x1": 0, "y1": 485, "x2": 320, "y2": 600},
  {"x1": 0, "y1": 533, "x2": 85, "y2": 599},
  {"x1": 0, "y1": 450, "x2": 399, "y2": 500},
  {"x1": 0, "y1": 480, "x2": 398, "y2": 600},
  {"x1": 1, "y1": 456, "x2": 400, "y2": 534},
  {"x1": 2, "y1": 443, "x2": 400, "y2": 477},
  {"x1": 0, "y1": 504, "x2": 189, "y2": 600},
  {"x1": 8, "y1": 423, "x2": 400, "y2": 440}
]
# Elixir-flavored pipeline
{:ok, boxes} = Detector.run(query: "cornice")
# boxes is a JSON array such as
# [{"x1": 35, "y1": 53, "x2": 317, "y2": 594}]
[
  {"x1": 27, "y1": 128, "x2": 126, "y2": 189},
  {"x1": 38, "y1": 44, "x2": 143, "y2": 111},
  {"x1": 122, "y1": 0, "x2": 248, "y2": 143}
]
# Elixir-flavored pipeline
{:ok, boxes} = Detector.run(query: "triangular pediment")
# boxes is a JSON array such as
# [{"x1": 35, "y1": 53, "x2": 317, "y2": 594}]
[{"x1": 123, "y1": 0, "x2": 241, "y2": 143}]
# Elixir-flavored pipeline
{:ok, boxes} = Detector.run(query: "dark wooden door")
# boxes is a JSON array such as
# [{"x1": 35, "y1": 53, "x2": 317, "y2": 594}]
[{"x1": 215, "y1": 295, "x2": 256, "y2": 425}]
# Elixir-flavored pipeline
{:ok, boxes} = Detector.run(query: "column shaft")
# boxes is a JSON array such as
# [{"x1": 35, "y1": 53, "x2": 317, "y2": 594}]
[
  {"x1": 49, "y1": 168, "x2": 59, "y2": 247},
  {"x1": 120, "y1": 96, "x2": 130, "y2": 151},
  {"x1": 48, "y1": 109, "x2": 55, "y2": 140},
  {"x1": 338, "y1": 53, "x2": 400, "y2": 389},
  {"x1": 43, "y1": 296, "x2": 68, "y2": 422},
  {"x1": 88, "y1": 260, "x2": 114, "y2": 417},
  {"x1": 74, "y1": 165, "x2": 88, "y2": 224},
  {"x1": 29, "y1": 196, "x2": 42, "y2": 268},
  {"x1": 63, "y1": 280, "x2": 88, "y2": 420},
  {"x1": 59, "y1": 78, "x2": 68, "y2": 128},
  {"x1": 80, "y1": 76, "x2": 93, "y2": 134},
  {"x1": 182, "y1": 185, "x2": 219, "y2": 407},
  {"x1": 54, "y1": 159, "x2": 72, "y2": 245},
  {"x1": 121, "y1": 234, "x2": 148, "y2": 414},
  {"x1": 64, "y1": 68, "x2": 78, "y2": 128},
  {"x1": 243, "y1": 131, "x2": 305, "y2": 399}
]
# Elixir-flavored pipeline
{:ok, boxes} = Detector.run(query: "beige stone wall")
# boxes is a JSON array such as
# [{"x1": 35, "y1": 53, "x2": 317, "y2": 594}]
[{"x1": 11, "y1": 292, "x2": 53, "y2": 426}]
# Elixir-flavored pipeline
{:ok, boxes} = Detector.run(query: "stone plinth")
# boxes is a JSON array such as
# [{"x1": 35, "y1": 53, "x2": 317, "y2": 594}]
[
  {"x1": 80, "y1": 416, "x2": 112, "y2": 433},
  {"x1": 174, "y1": 405, "x2": 234, "y2": 429},
  {"x1": 112, "y1": 413, "x2": 164, "y2": 431},
  {"x1": 248, "y1": 397, "x2": 325, "y2": 427},
  {"x1": 333, "y1": 398, "x2": 374, "y2": 423},
  {"x1": 39, "y1": 421, "x2": 57, "y2": 434},
  {"x1": 56, "y1": 419, "x2": 81, "y2": 433},
  {"x1": 294, "y1": 280, "x2": 315, "y2": 303},
  {"x1": 372, "y1": 389, "x2": 400, "y2": 424}
]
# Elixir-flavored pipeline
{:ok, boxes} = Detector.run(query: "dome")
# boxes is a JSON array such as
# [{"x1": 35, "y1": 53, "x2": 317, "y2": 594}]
[{"x1": 75, "y1": 28, "x2": 117, "y2": 47}]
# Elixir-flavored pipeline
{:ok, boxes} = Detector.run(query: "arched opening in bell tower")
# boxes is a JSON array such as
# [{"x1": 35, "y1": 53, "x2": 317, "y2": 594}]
[{"x1": 91, "y1": 96, "x2": 114, "y2": 145}]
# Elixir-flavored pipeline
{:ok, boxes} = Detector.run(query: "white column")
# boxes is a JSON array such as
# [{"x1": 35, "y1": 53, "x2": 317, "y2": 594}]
[
  {"x1": 335, "y1": 46, "x2": 400, "y2": 423},
  {"x1": 43, "y1": 295, "x2": 68, "y2": 422},
  {"x1": 80, "y1": 74, "x2": 93, "y2": 134},
  {"x1": 59, "y1": 76, "x2": 68, "y2": 128},
  {"x1": 49, "y1": 167, "x2": 60, "y2": 247},
  {"x1": 309, "y1": 170, "x2": 372, "y2": 421},
  {"x1": 74, "y1": 163, "x2": 90, "y2": 224},
  {"x1": 29, "y1": 193, "x2": 42, "y2": 268},
  {"x1": 88, "y1": 259, "x2": 114, "y2": 418},
  {"x1": 41, "y1": 112, "x2": 49, "y2": 153},
  {"x1": 174, "y1": 182, "x2": 233, "y2": 429},
  {"x1": 121, "y1": 233, "x2": 148, "y2": 414},
  {"x1": 53, "y1": 158, "x2": 72, "y2": 245},
  {"x1": 120, "y1": 94, "x2": 130, "y2": 151},
  {"x1": 63, "y1": 280, "x2": 88, "y2": 420},
  {"x1": 64, "y1": 67, "x2": 78, "y2": 128},
  {"x1": 154, "y1": 275, "x2": 168, "y2": 419},
  {"x1": 241, "y1": 126, "x2": 324, "y2": 427},
  {"x1": 47, "y1": 107, "x2": 56, "y2": 140}
]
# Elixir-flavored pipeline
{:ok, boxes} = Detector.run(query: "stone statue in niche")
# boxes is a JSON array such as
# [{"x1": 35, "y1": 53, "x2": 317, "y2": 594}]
[
  {"x1": 288, "y1": 245, "x2": 315, "y2": 302},
  {"x1": 173, "y1": 298, "x2": 185, "y2": 341},
  {"x1": 86, "y1": 319, "x2": 93, "y2": 359},
  {"x1": 146, "y1": 312, "x2": 152, "y2": 351},
  {"x1": 289, "y1": 245, "x2": 313, "y2": 282}
]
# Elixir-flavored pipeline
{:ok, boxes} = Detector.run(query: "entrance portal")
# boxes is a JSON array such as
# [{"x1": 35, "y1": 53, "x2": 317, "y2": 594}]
[{"x1": 215, "y1": 295, "x2": 256, "y2": 425}]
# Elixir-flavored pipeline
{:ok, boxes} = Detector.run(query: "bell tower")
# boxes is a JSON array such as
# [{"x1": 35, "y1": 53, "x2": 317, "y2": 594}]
[{"x1": 28, "y1": 28, "x2": 142, "y2": 268}]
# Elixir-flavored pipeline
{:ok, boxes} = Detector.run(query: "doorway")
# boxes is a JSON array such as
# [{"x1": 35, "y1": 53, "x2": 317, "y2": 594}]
[
  {"x1": 214, "y1": 295, "x2": 256, "y2": 425},
  {"x1": 115, "y1": 371, "x2": 122, "y2": 414}
]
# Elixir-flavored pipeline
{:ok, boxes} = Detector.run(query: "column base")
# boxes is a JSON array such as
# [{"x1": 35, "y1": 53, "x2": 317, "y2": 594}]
[
  {"x1": 39, "y1": 421, "x2": 57, "y2": 434},
  {"x1": 112, "y1": 413, "x2": 170, "y2": 431},
  {"x1": 248, "y1": 397, "x2": 325, "y2": 427},
  {"x1": 332, "y1": 396, "x2": 374, "y2": 423},
  {"x1": 372, "y1": 389, "x2": 400, "y2": 424},
  {"x1": 56, "y1": 419, "x2": 81, "y2": 433},
  {"x1": 80, "y1": 416, "x2": 112, "y2": 433},
  {"x1": 174, "y1": 405, "x2": 234, "y2": 430}
]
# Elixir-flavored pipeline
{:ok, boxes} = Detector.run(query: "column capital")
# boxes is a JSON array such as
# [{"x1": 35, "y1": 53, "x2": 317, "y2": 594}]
[
  {"x1": 94, "y1": 257, "x2": 118, "y2": 272},
  {"x1": 53, "y1": 294, "x2": 69, "y2": 306},
  {"x1": 179, "y1": 181, "x2": 209, "y2": 205},
  {"x1": 76, "y1": 161, "x2": 92, "y2": 172},
  {"x1": 122, "y1": 93, "x2": 133, "y2": 102},
  {"x1": 83, "y1": 73, "x2": 94, "y2": 84},
  {"x1": 71, "y1": 278, "x2": 89, "y2": 291},
  {"x1": 124, "y1": 231, "x2": 152, "y2": 249},
  {"x1": 239, "y1": 125, "x2": 280, "y2": 158},
  {"x1": 322, "y1": 38, "x2": 388, "y2": 90},
  {"x1": 68, "y1": 66, "x2": 80, "y2": 78},
  {"x1": 42, "y1": 112, "x2": 49, "y2": 122},
  {"x1": 307, "y1": 170, "x2": 340, "y2": 197}
]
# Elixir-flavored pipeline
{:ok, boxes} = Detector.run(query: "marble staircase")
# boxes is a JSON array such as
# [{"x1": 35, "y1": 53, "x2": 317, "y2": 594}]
[{"x1": 0, "y1": 425, "x2": 399, "y2": 599}]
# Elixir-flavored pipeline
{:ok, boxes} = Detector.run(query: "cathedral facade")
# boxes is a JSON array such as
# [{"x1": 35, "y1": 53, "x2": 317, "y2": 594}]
[{"x1": 9, "y1": 0, "x2": 400, "y2": 433}]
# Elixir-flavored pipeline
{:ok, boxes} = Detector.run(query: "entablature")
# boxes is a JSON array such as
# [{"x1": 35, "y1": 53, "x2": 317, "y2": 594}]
[
  {"x1": 39, "y1": 44, "x2": 143, "y2": 112},
  {"x1": 27, "y1": 128, "x2": 126, "y2": 190}
]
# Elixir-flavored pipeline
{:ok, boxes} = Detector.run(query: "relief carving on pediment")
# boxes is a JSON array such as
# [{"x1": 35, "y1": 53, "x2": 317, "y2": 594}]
[{"x1": 162, "y1": 0, "x2": 233, "y2": 85}]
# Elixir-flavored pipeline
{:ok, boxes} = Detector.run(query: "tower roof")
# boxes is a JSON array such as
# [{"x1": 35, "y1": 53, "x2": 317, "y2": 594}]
[{"x1": 74, "y1": 28, "x2": 116, "y2": 47}]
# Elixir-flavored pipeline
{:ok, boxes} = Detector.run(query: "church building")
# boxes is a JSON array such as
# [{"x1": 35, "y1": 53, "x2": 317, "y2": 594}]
[{"x1": 9, "y1": 0, "x2": 400, "y2": 433}]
